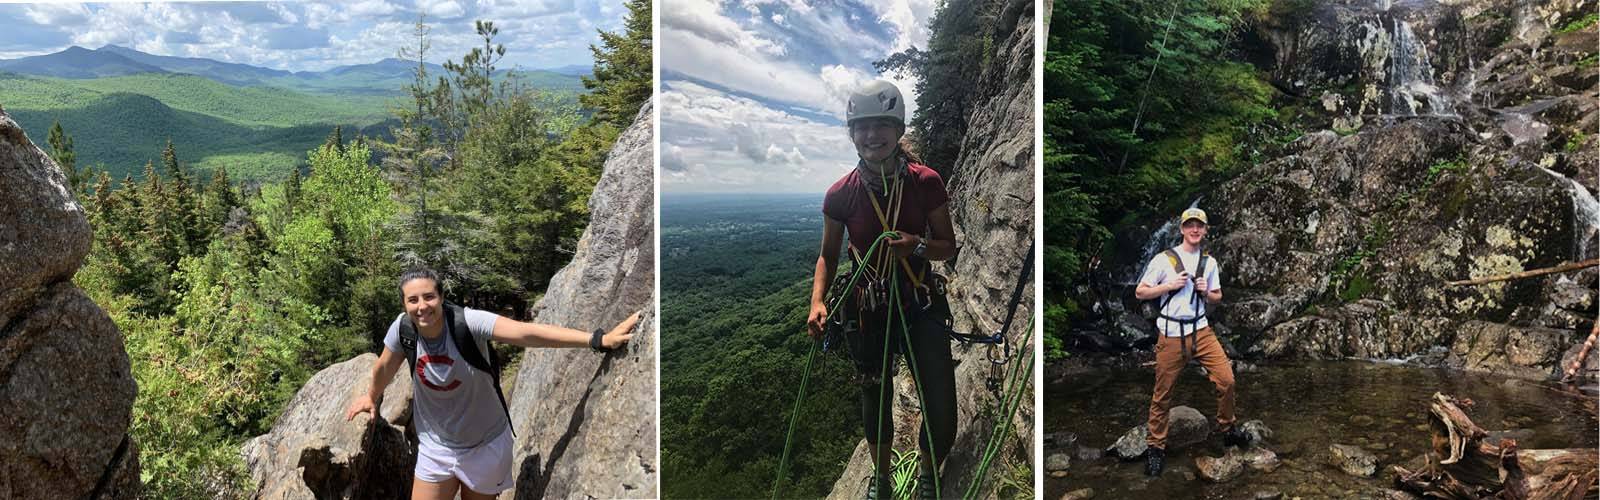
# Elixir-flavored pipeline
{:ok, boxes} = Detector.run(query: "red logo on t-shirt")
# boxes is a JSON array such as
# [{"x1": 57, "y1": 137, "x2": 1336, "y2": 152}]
[{"x1": 416, "y1": 355, "x2": 462, "y2": 391}]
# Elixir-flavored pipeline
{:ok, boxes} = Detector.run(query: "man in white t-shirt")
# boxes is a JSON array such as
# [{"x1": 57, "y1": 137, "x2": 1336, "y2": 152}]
[
  {"x1": 1132, "y1": 208, "x2": 1248, "y2": 476},
  {"x1": 344, "y1": 268, "x2": 640, "y2": 499}
]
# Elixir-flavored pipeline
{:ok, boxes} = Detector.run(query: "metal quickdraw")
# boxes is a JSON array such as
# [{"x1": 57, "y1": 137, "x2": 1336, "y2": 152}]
[{"x1": 946, "y1": 240, "x2": 1035, "y2": 366}]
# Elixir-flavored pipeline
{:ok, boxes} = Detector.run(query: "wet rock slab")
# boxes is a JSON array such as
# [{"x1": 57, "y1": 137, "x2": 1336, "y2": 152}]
[{"x1": 1107, "y1": 406, "x2": 1211, "y2": 459}]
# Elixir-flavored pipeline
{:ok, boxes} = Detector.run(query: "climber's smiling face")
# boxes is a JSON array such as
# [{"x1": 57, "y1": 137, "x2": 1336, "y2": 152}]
[
  {"x1": 401, "y1": 278, "x2": 444, "y2": 336},
  {"x1": 850, "y1": 117, "x2": 903, "y2": 163}
]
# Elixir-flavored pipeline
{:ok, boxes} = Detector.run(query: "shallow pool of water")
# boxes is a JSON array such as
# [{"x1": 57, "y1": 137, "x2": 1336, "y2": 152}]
[{"x1": 1044, "y1": 361, "x2": 1598, "y2": 499}]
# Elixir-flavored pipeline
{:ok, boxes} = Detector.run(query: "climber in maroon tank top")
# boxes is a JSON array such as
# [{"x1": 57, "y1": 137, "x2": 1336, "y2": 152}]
[{"x1": 805, "y1": 79, "x2": 959, "y2": 500}]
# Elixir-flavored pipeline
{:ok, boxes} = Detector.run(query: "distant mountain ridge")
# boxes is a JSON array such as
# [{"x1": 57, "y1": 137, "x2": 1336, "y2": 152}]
[{"x1": 0, "y1": 45, "x2": 588, "y2": 93}]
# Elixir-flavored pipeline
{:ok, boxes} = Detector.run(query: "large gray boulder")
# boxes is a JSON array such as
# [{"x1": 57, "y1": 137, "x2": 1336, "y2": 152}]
[
  {"x1": 0, "y1": 107, "x2": 140, "y2": 498},
  {"x1": 828, "y1": 0, "x2": 1036, "y2": 496},
  {"x1": 501, "y1": 101, "x2": 656, "y2": 499},
  {"x1": 1202, "y1": 0, "x2": 1598, "y2": 379},
  {"x1": 241, "y1": 353, "x2": 413, "y2": 499}
]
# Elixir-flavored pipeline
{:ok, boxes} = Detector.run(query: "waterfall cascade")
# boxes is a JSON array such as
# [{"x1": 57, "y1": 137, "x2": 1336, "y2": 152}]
[
  {"x1": 1388, "y1": 20, "x2": 1453, "y2": 115},
  {"x1": 1540, "y1": 167, "x2": 1600, "y2": 260}
]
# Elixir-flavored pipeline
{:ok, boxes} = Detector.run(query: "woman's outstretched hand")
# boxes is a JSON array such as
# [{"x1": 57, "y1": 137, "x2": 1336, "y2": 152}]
[
  {"x1": 344, "y1": 394, "x2": 375, "y2": 422},
  {"x1": 806, "y1": 302, "x2": 827, "y2": 339},
  {"x1": 604, "y1": 312, "x2": 642, "y2": 349}
]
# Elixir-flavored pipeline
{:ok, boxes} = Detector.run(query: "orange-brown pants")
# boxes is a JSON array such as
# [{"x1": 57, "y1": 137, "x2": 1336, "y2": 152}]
[{"x1": 1147, "y1": 326, "x2": 1236, "y2": 449}]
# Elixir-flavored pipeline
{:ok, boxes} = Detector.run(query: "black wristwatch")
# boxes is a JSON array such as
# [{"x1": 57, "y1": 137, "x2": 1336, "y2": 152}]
[
  {"x1": 590, "y1": 328, "x2": 610, "y2": 352},
  {"x1": 912, "y1": 239, "x2": 927, "y2": 258}
]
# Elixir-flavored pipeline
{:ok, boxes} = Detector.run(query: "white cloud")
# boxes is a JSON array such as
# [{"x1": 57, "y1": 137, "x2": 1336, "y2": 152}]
[
  {"x1": 477, "y1": 0, "x2": 577, "y2": 18},
  {"x1": 662, "y1": 0, "x2": 785, "y2": 56},
  {"x1": 415, "y1": 0, "x2": 466, "y2": 19},
  {"x1": 348, "y1": 0, "x2": 402, "y2": 18},
  {"x1": 22, "y1": 4, "x2": 90, "y2": 26},
  {"x1": 864, "y1": 0, "x2": 935, "y2": 53},
  {"x1": 0, "y1": 0, "x2": 610, "y2": 71},
  {"x1": 661, "y1": 80, "x2": 860, "y2": 193}
]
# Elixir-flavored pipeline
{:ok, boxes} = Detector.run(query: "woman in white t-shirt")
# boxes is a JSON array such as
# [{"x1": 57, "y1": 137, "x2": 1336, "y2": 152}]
[{"x1": 344, "y1": 268, "x2": 639, "y2": 499}]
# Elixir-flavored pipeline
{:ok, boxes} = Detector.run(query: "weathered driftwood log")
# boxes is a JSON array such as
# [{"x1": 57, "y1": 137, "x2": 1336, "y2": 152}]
[{"x1": 1392, "y1": 393, "x2": 1598, "y2": 500}]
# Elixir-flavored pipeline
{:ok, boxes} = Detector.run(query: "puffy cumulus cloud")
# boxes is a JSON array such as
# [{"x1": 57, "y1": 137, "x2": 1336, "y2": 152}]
[
  {"x1": 660, "y1": 0, "x2": 930, "y2": 121},
  {"x1": 662, "y1": 0, "x2": 785, "y2": 57},
  {"x1": 21, "y1": 4, "x2": 91, "y2": 26},
  {"x1": 863, "y1": 0, "x2": 935, "y2": 53},
  {"x1": 661, "y1": 80, "x2": 861, "y2": 193},
  {"x1": 477, "y1": 0, "x2": 577, "y2": 19},
  {"x1": 0, "y1": 1, "x2": 615, "y2": 73},
  {"x1": 415, "y1": 0, "x2": 466, "y2": 20}
]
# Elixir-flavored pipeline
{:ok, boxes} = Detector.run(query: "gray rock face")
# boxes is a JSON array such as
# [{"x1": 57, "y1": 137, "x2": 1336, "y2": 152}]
[
  {"x1": 1206, "y1": 0, "x2": 1598, "y2": 380},
  {"x1": 241, "y1": 353, "x2": 413, "y2": 499},
  {"x1": 0, "y1": 108, "x2": 140, "y2": 498},
  {"x1": 1328, "y1": 443, "x2": 1378, "y2": 477},
  {"x1": 826, "y1": 0, "x2": 1036, "y2": 497},
  {"x1": 501, "y1": 101, "x2": 656, "y2": 499},
  {"x1": 1106, "y1": 406, "x2": 1212, "y2": 460}
]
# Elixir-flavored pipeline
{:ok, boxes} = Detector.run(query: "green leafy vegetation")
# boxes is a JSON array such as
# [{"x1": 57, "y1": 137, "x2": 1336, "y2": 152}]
[
  {"x1": 1566, "y1": 130, "x2": 1590, "y2": 152},
  {"x1": 1043, "y1": 0, "x2": 1274, "y2": 358},
  {"x1": 61, "y1": 8, "x2": 650, "y2": 496},
  {"x1": 1555, "y1": 13, "x2": 1598, "y2": 34}
]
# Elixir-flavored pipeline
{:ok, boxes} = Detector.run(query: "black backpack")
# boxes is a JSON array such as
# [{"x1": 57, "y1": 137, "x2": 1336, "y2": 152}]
[{"x1": 397, "y1": 302, "x2": 515, "y2": 436}]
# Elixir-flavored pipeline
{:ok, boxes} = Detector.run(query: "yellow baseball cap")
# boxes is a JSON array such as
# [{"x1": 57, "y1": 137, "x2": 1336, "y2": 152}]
[{"x1": 1180, "y1": 208, "x2": 1208, "y2": 224}]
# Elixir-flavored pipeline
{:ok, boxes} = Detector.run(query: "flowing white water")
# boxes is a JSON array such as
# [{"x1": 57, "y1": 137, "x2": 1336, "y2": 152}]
[
  {"x1": 1120, "y1": 197, "x2": 1203, "y2": 284},
  {"x1": 1540, "y1": 167, "x2": 1600, "y2": 260},
  {"x1": 1389, "y1": 20, "x2": 1453, "y2": 116}
]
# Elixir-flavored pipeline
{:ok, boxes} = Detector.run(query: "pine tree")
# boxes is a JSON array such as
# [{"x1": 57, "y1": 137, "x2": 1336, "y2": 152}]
[
  {"x1": 581, "y1": 0, "x2": 652, "y2": 128},
  {"x1": 324, "y1": 126, "x2": 344, "y2": 153},
  {"x1": 46, "y1": 120, "x2": 81, "y2": 194},
  {"x1": 160, "y1": 140, "x2": 203, "y2": 251},
  {"x1": 285, "y1": 167, "x2": 303, "y2": 217},
  {"x1": 201, "y1": 167, "x2": 238, "y2": 242}
]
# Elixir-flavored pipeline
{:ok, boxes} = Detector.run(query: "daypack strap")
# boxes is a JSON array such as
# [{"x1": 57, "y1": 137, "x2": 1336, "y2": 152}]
[{"x1": 1155, "y1": 248, "x2": 1211, "y2": 332}]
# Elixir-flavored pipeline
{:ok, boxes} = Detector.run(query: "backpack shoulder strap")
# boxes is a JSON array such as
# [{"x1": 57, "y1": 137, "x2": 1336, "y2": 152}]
[
  {"x1": 397, "y1": 314, "x2": 418, "y2": 375},
  {"x1": 1162, "y1": 248, "x2": 1186, "y2": 275},
  {"x1": 445, "y1": 303, "x2": 494, "y2": 373},
  {"x1": 443, "y1": 303, "x2": 516, "y2": 437}
]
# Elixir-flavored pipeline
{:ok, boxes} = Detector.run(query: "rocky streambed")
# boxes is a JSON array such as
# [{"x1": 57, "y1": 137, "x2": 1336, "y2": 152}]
[{"x1": 1042, "y1": 360, "x2": 1597, "y2": 499}]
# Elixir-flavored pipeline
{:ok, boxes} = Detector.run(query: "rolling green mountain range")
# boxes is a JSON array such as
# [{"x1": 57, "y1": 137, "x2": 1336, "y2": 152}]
[{"x1": 0, "y1": 45, "x2": 586, "y2": 182}]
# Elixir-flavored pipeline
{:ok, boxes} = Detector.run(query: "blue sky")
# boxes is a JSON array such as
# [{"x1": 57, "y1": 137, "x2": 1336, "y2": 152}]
[
  {"x1": 0, "y1": 0, "x2": 630, "y2": 71},
  {"x1": 660, "y1": 0, "x2": 934, "y2": 193}
]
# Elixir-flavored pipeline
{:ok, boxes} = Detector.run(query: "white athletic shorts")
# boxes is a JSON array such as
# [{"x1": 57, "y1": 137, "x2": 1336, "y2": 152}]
[{"x1": 414, "y1": 428, "x2": 515, "y2": 494}]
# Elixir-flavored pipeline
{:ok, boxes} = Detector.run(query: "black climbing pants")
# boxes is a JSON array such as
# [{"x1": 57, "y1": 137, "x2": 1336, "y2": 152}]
[{"x1": 845, "y1": 307, "x2": 958, "y2": 465}]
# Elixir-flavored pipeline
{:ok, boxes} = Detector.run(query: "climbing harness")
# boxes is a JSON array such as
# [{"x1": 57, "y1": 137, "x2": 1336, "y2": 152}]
[
  {"x1": 774, "y1": 168, "x2": 1036, "y2": 500},
  {"x1": 1154, "y1": 248, "x2": 1211, "y2": 363}
]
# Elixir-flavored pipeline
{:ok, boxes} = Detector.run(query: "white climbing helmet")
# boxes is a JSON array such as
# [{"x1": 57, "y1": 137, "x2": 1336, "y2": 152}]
[{"x1": 845, "y1": 80, "x2": 905, "y2": 127}]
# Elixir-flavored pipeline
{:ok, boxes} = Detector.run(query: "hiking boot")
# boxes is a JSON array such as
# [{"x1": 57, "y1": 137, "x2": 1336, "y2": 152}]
[
  {"x1": 1144, "y1": 447, "x2": 1165, "y2": 476},
  {"x1": 917, "y1": 473, "x2": 937, "y2": 500},
  {"x1": 1223, "y1": 426, "x2": 1252, "y2": 448},
  {"x1": 865, "y1": 475, "x2": 886, "y2": 500}
]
